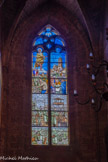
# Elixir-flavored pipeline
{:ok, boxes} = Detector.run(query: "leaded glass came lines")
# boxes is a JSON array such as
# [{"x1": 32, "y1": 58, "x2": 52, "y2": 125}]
[{"x1": 32, "y1": 25, "x2": 69, "y2": 145}]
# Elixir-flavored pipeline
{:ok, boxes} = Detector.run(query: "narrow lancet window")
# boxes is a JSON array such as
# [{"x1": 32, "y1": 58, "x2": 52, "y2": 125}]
[{"x1": 32, "y1": 25, "x2": 69, "y2": 145}]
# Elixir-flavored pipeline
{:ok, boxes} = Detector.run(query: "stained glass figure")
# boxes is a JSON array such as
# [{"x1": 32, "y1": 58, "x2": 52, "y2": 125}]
[
  {"x1": 32, "y1": 78, "x2": 48, "y2": 94},
  {"x1": 50, "y1": 63, "x2": 67, "y2": 78},
  {"x1": 32, "y1": 49, "x2": 48, "y2": 63},
  {"x1": 32, "y1": 62, "x2": 48, "y2": 77},
  {"x1": 50, "y1": 78, "x2": 67, "y2": 94},
  {"x1": 32, "y1": 24, "x2": 69, "y2": 145}
]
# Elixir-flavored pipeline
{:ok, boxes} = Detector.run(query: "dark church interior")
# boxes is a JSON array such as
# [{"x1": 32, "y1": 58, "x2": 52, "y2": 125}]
[{"x1": 0, "y1": 0, "x2": 108, "y2": 161}]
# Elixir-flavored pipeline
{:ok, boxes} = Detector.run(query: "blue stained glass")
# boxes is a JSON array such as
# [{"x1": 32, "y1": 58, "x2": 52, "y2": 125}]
[
  {"x1": 52, "y1": 32, "x2": 57, "y2": 35},
  {"x1": 50, "y1": 63, "x2": 66, "y2": 78},
  {"x1": 33, "y1": 37, "x2": 43, "y2": 46},
  {"x1": 36, "y1": 47, "x2": 44, "y2": 52},
  {"x1": 50, "y1": 79, "x2": 67, "y2": 94},
  {"x1": 38, "y1": 25, "x2": 60, "y2": 37},
  {"x1": 46, "y1": 44, "x2": 52, "y2": 49},
  {"x1": 50, "y1": 38, "x2": 55, "y2": 42},
  {"x1": 55, "y1": 47, "x2": 62, "y2": 53},
  {"x1": 32, "y1": 24, "x2": 68, "y2": 146},
  {"x1": 50, "y1": 51, "x2": 66, "y2": 63},
  {"x1": 32, "y1": 62, "x2": 48, "y2": 77},
  {"x1": 46, "y1": 27, "x2": 51, "y2": 31},
  {"x1": 45, "y1": 32, "x2": 52, "y2": 37},
  {"x1": 44, "y1": 38, "x2": 48, "y2": 42},
  {"x1": 32, "y1": 50, "x2": 48, "y2": 63},
  {"x1": 55, "y1": 37, "x2": 65, "y2": 47}
]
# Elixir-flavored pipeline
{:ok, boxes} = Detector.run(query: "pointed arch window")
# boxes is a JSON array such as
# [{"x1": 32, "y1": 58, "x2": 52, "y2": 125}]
[{"x1": 32, "y1": 25, "x2": 69, "y2": 145}]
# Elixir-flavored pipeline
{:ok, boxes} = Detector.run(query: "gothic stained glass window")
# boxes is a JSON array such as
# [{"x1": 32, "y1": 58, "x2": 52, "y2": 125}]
[{"x1": 32, "y1": 25, "x2": 69, "y2": 145}]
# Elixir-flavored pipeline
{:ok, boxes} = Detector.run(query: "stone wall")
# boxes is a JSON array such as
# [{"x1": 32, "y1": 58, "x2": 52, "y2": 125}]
[{"x1": 0, "y1": 2, "x2": 107, "y2": 162}]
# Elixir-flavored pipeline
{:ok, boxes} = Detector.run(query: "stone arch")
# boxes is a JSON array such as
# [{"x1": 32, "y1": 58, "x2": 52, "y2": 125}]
[{"x1": 1, "y1": 2, "x2": 95, "y2": 161}]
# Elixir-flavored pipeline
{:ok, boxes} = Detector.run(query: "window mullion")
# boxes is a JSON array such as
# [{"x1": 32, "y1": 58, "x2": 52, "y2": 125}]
[
  {"x1": 32, "y1": 24, "x2": 69, "y2": 146},
  {"x1": 48, "y1": 49, "x2": 51, "y2": 145}
]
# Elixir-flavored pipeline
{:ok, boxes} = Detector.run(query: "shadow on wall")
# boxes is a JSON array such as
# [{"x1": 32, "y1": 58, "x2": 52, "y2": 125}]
[
  {"x1": 105, "y1": 126, "x2": 108, "y2": 162},
  {"x1": 0, "y1": 52, "x2": 1, "y2": 125}
]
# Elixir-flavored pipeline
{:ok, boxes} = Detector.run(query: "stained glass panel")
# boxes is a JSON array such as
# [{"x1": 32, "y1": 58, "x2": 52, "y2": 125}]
[
  {"x1": 32, "y1": 127, "x2": 48, "y2": 145},
  {"x1": 46, "y1": 26, "x2": 51, "y2": 31},
  {"x1": 33, "y1": 37, "x2": 43, "y2": 46},
  {"x1": 32, "y1": 50, "x2": 48, "y2": 63},
  {"x1": 45, "y1": 31, "x2": 52, "y2": 37},
  {"x1": 51, "y1": 78, "x2": 67, "y2": 94},
  {"x1": 46, "y1": 43, "x2": 52, "y2": 49},
  {"x1": 32, "y1": 78, "x2": 48, "y2": 94},
  {"x1": 32, "y1": 25, "x2": 69, "y2": 146},
  {"x1": 32, "y1": 94, "x2": 48, "y2": 110},
  {"x1": 32, "y1": 111, "x2": 48, "y2": 126},
  {"x1": 32, "y1": 62, "x2": 48, "y2": 77},
  {"x1": 44, "y1": 38, "x2": 48, "y2": 42},
  {"x1": 50, "y1": 50, "x2": 66, "y2": 63},
  {"x1": 51, "y1": 112, "x2": 68, "y2": 127},
  {"x1": 50, "y1": 38, "x2": 55, "y2": 42},
  {"x1": 50, "y1": 63, "x2": 67, "y2": 78},
  {"x1": 51, "y1": 94, "x2": 68, "y2": 111},
  {"x1": 52, "y1": 127, "x2": 68, "y2": 145},
  {"x1": 55, "y1": 37, "x2": 65, "y2": 47}
]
